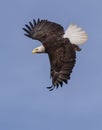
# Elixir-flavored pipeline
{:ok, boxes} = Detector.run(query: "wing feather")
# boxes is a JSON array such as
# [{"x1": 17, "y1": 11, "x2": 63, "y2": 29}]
[
  {"x1": 25, "y1": 24, "x2": 32, "y2": 31},
  {"x1": 33, "y1": 19, "x2": 37, "y2": 25},
  {"x1": 29, "y1": 21, "x2": 34, "y2": 28}
]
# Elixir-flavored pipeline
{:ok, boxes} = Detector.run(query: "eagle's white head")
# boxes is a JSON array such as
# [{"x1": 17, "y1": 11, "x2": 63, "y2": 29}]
[{"x1": 32, "y1": 45, "x2": 45, "y2": 54}]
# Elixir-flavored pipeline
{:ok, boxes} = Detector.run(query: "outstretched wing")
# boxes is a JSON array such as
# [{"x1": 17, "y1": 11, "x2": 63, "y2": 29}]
[
  {"x1": 23, "y1": 18, "x2": 64, "y2": 43},
  {"x1": 47, "y1": 39, "x2": 76, "y2": 91}
]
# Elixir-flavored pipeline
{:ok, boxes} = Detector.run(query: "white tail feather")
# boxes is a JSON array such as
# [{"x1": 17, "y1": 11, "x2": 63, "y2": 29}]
[{"x1": 63, "y1": 24, "x2": 88, "y2": 45}]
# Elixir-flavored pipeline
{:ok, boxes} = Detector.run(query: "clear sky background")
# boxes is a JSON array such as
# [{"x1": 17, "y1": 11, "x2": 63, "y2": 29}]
[{"x1": 0, "y1": 0, "x2": 102, "y2": 130}]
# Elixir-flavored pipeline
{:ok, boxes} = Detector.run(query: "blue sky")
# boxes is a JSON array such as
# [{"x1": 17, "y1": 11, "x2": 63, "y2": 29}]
[{"x1": 0, "y1": 0, "x2": 102, "y2": 130}]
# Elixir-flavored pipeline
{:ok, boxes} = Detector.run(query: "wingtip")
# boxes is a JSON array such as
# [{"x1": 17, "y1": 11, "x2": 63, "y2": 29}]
[{"x1": 46, "y1": 86, "x2": 55, "y2": 91}]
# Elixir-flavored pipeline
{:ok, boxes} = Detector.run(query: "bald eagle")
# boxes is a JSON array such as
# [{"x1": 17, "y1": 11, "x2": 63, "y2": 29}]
[{"x1": 23, "y1": 19, "x2": 88, "y2": 91}]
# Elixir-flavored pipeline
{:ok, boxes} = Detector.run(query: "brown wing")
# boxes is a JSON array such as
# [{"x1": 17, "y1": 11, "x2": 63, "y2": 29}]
[
  {"x1": 23, "y1": 18, "x2": 64, "y2": 43},
  {"x1": 47, "y1": 38, "x2": 76, "y2": 91}
]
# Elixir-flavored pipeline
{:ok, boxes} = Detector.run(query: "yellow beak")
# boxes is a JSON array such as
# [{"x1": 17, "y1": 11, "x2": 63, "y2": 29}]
[{"x1": 32, "y1": 49, "x2": 37, "y2": 54}]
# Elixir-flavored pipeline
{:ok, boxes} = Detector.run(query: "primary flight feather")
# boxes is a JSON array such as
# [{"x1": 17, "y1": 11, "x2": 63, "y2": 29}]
[{"x1": 23, "y1": 19, "x2": 88, "y2": 91}]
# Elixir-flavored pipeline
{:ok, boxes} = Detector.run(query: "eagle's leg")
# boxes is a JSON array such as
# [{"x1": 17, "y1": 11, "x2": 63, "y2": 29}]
[{"x1": 72, "y1": 44, "x2": 81, "y2": 51}]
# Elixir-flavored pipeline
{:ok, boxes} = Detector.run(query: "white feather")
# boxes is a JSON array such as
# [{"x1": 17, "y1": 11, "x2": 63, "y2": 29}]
[{"x1": 63, "y1": 24, "x2": 88, "y2": 45}]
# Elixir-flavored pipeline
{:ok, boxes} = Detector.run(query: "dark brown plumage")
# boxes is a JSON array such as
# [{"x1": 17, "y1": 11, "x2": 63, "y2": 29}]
[
  {"x1": 23, "y1": 18, "x2": 85, "y2": 91},
  {"x1": 47, "y1": 38, "x2": 76, "y2": 90}
]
